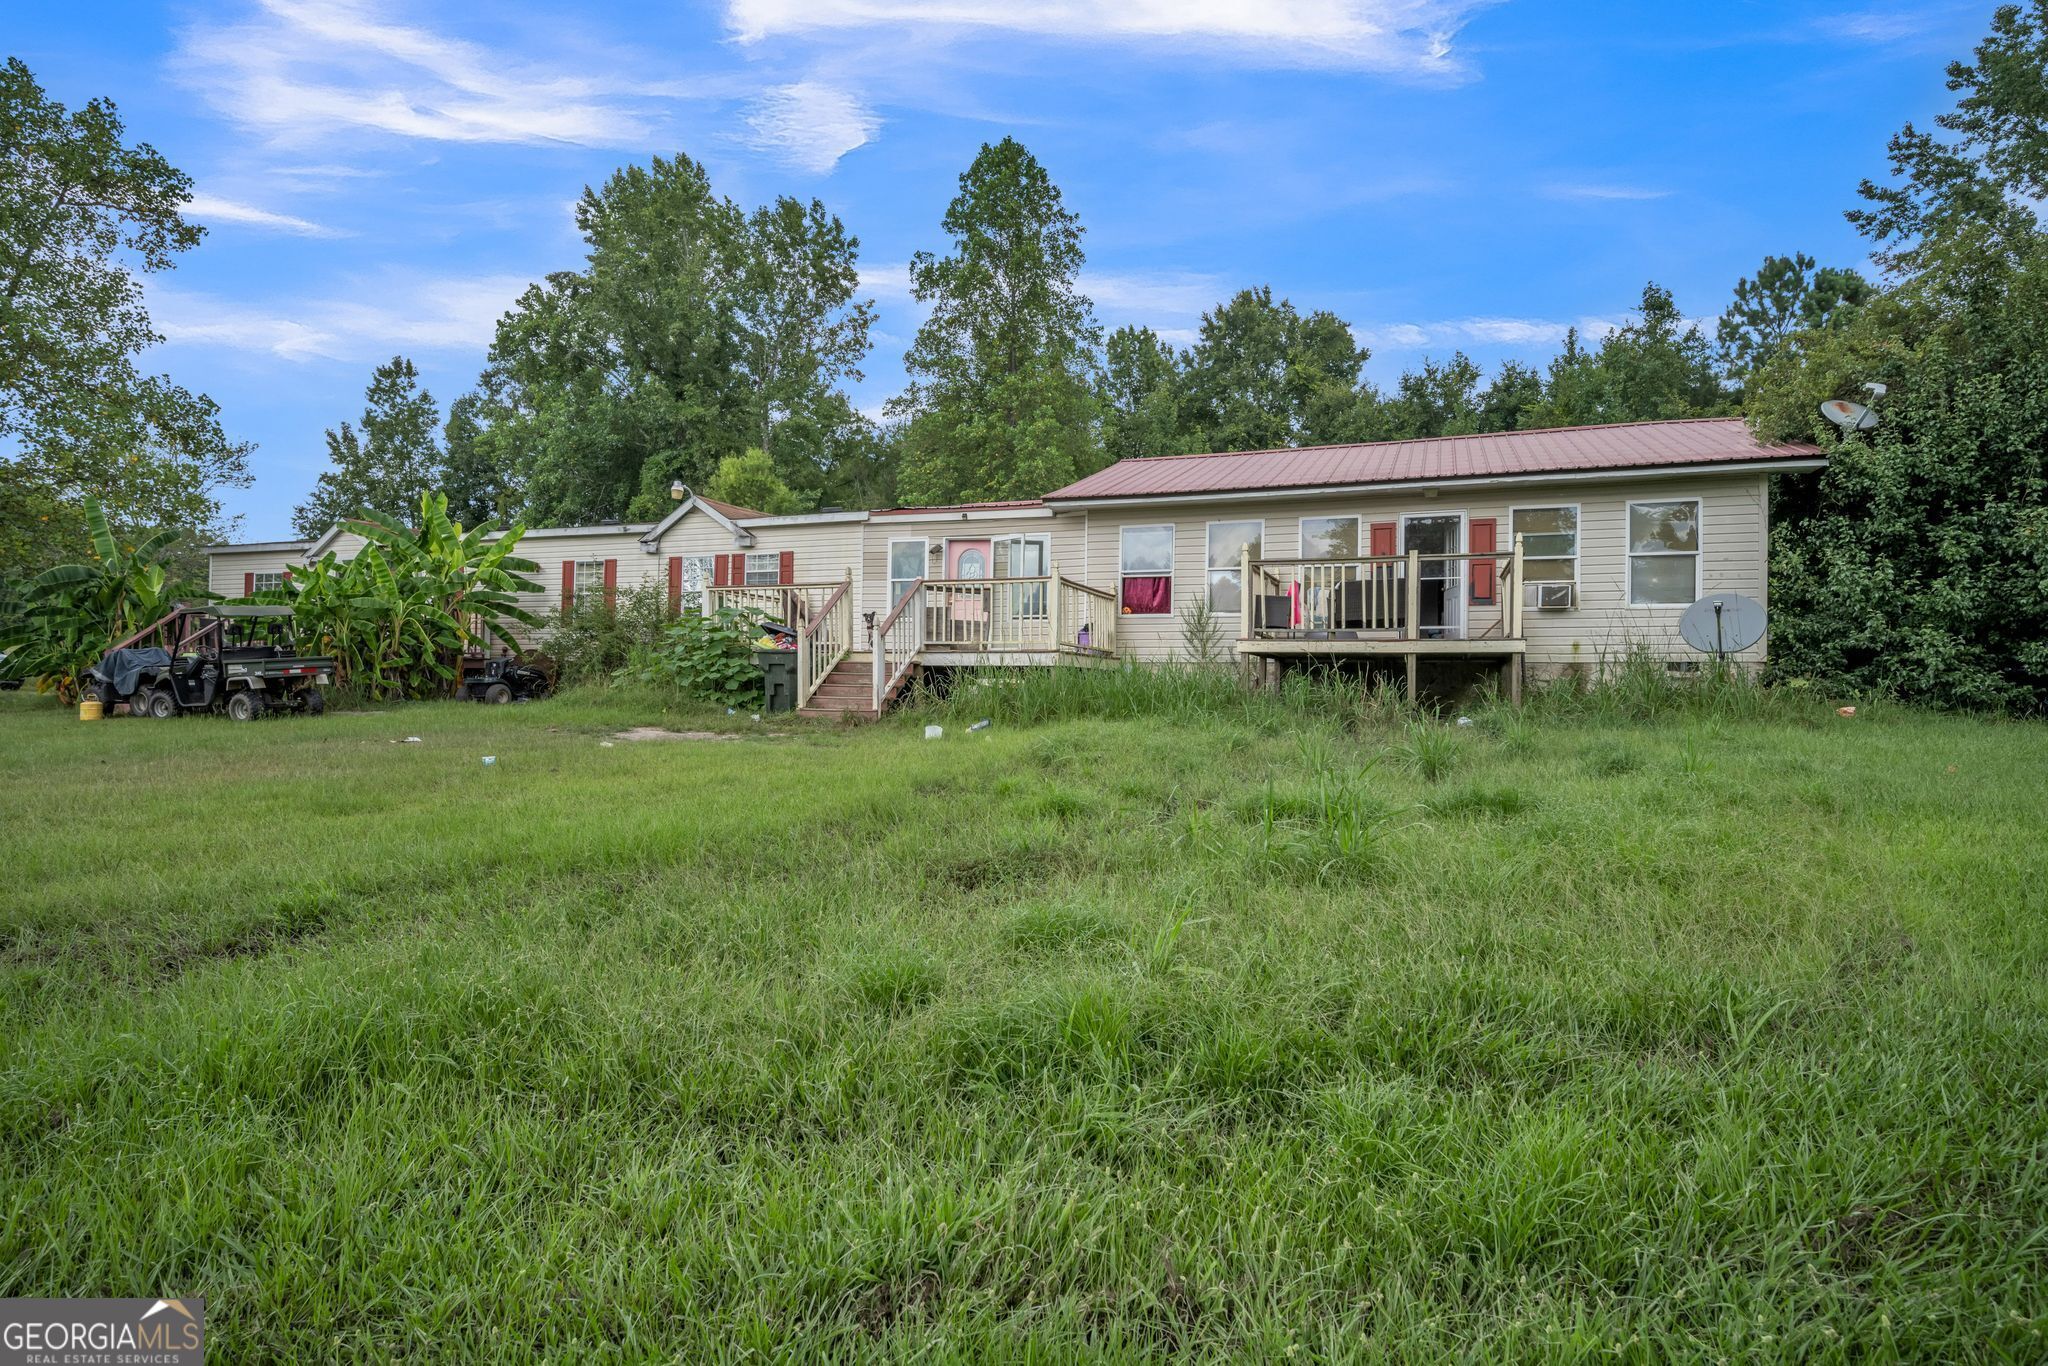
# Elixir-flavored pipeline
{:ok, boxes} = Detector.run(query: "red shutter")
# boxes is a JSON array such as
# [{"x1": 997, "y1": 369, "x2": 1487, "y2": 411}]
[
  {"x1": 602, "y1": 558, "x2": 618, "y2": 608},
  {"x1": 778, "y1": 550, "x2": 795, "y2": 585},
  {"x1": 713, "y1": 554, "x2": 732, "y2": 587},
  {"x1": 561, "y1": 560, "x2": 575, "y2": 611},
  {"x1": 1369, "y1": 521, "x2": 1397, "y2": 557},
  {"x1": 243, "y1": 572, "x2": 254, "y2": 596},
  {"x1": 667, "y1": 556, "x2": 683, "y2": 614},
  {"x1": 1470, "y1": 517, "x2": 1497, "y2": 603}
]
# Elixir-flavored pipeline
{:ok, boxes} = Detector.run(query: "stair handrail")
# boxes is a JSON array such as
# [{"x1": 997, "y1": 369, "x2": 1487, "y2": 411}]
[
  {"x1": 796, "y1": 572, "x2": 854, "y2": 709},
  {"x1": 872, "y1": 578, "x2": 925, "y2": 712}
]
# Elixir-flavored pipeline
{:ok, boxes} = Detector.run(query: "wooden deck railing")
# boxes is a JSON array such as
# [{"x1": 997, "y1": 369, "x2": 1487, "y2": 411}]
[
  {"x1": 1239, "y1": 536, "x2": 1526, "y2": 642},
  {"x1": 916, "y1": 568, "x2": 1118, "y2": 658},
  {"x1": 796, "y1": 572, "x2": 854, "y2": 709},
  {"x1": 873, "y1": 579, "x2": 925, "y2": 711},
  {"x1": 707, "y1": 581, "x2": 843, "y2": 627},
  {"x1": 1055, "y1": 575, "x2": 1116, "y2": 657}
]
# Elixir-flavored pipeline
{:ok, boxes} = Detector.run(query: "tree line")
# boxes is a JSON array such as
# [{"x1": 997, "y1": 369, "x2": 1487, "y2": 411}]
[{"x1": 3, "y1": 2, "x2": 2045, "y2": 709}]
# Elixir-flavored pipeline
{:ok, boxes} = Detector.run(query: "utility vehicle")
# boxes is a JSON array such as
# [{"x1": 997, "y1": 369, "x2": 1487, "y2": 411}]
[{"x1": 87, "y1": 604, "x2": 334, "y2": 720}]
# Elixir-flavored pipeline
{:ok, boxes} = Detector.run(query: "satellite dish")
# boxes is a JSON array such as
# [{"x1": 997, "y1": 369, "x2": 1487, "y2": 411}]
[
  {"x1": 1679, "y1": 593, "x2": 1768, "y2": 658},
  {"x1": 1819, "y1": 398, "x2": 1878, "y2": 432}
]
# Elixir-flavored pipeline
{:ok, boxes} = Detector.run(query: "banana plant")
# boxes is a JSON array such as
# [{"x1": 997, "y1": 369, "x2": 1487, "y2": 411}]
[{"x1": 0, "y1": 497, "x2": 192, "y2": 699}]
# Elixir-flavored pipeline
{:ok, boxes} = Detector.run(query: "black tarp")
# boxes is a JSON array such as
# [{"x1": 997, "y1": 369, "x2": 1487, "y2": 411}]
[{"x1": 90, "y1": 647, "x2": 171, "y2": 697}]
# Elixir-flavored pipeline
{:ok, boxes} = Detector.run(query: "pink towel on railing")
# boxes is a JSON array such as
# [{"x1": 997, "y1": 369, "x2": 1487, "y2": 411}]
[{"x1": 1287, "y1": 580, "x2": 1302, "y2": 626}]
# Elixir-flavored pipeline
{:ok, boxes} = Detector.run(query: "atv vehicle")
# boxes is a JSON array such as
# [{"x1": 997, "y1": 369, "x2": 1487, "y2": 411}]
[
  {"x1": 87, "y1": 604, "x2": 335, "y2": 721},
  {"x1": 455, "y1": 652, "x2": 552, "y2": 704}
]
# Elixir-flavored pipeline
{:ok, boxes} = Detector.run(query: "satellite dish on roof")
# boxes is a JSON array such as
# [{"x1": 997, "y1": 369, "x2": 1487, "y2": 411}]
[
  {"x1": 1819, "y1": 398, "x2": 1878, "y2": 433},
  {"x1": 1679, "y1": 593, "x2": 1768, "y2": 659}
]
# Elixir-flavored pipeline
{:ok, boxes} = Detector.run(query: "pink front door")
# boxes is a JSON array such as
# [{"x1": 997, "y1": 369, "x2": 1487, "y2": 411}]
[{"x1": 946, "y1": 539, "x2": 991, "y2": 624}]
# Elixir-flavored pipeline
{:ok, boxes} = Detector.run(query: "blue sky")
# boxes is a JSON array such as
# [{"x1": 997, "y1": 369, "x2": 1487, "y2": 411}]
[{"x1": 14, "y1": 0, "x2": 1991, "y2": 539}]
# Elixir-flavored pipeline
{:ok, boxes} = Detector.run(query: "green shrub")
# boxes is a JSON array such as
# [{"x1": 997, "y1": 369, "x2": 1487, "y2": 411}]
[
  {"x1": 537, "y1": 583, "x2": 674, "y2": 685},
  {"x1": 638, "y1": 604, "x2": 766, "y2": 705}
]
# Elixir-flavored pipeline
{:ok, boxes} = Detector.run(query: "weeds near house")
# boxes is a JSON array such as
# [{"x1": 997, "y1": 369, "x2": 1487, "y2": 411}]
[{"x1": 1399, "y1": 719, "x2": 1461, "y2": 780}]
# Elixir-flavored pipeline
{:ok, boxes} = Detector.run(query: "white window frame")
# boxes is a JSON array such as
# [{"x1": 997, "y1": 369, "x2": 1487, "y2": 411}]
[
  {"x1": 744, "y1": 551, "x2": 781, "y2": 586},
  {"x1": 1626, "y1": 498, "x2": 1703, "y2": 607},
  {"x1": 1205, "y1": 518, "x2": 1264, "y2": 614},
  {"x1": 1298, "y1": 514, "x2": 1361, "y2": 562},
  {"x1": 887, "y1": 537, "x2": 928, "y2": 608},
  {"x1": 1508, "y1": 503, "x2": 1581, "y2": 585},
  {"x1": 1119, "y1": 523, "x2": 1176, "y2": 617},
  {"x1": 250, "y1": 571, "x2": 285, "y2": 593},
  {"x1": 573, "y1": 559, "x2": 606, "y2": 598}
]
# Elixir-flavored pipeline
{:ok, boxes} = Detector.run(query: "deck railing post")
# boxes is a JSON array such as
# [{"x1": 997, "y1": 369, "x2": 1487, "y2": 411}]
[
  {"x1": 1048, "y1": 562, "x2": 1062, "y2": 654},
  {"x1": 1510, "y1": 533, "x2": 1525, "y2": 640},
  {"x1": 1241, "y1": 550, "x2": 1253, "y2": 641},
  {"x1": 1405, "y1": 548, "x2": 1421, "y2": 641}
]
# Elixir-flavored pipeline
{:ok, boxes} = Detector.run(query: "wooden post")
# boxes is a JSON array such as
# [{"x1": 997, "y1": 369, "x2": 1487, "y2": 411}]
[
  {"x1": 1240, "y1": 549, "x2": 1253, "y2": 641},
  {"x1": 1405, "y1": 548, "x2": 1421, "y2": 641},
  {"x1": 1405, "y1": 652, "x2": 1418, "y2": 703},
  {"x1": 1047, "y1": 561, "x2": 1061, "y2": 653},
  {"x1": 1510, "y1": 532, "x2": 1525, "y2": 640}
]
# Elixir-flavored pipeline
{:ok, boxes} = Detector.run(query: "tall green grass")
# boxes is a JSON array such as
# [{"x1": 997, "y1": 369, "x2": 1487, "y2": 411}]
[{"x1": 1, "y1": 685, "x2": 2044, "y2": 1358}]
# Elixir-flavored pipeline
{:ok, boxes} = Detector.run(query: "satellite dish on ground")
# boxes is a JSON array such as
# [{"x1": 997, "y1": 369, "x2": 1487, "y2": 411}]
[
  {"x1": 1680, "y1": 593, "x2": 1768, "y2": 659},
  {"x1": 1819, "y1": 398, "x2": 1878, "y2": 432}
]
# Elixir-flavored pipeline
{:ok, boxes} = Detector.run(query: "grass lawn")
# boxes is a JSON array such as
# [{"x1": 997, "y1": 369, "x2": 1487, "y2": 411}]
[{"x1": 2, "y1": 678, "x2": 2045, "y2": 1359}]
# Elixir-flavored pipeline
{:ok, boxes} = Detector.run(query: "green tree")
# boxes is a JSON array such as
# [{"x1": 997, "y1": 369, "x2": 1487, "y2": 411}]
[
  {"x1": 1177, "y1": 286, "x2": 1377, "y2": 452},
  {"x1": 1526, "y1": 285, "x2": 1728, "y2": 427},
  {"x1": 0, "y1": 496, "x2": 184, "y2": 698},
  {"x1": 1752, "y1": 1, "x2": 2048, "y2": 711},
  {"x1": 1716, "y1": 252, "x2": 1874, "y2": 383},
  {"x1": 292, "y1": 357, "x2": 444, "y2": 536},
  {"x1": 704, "y1": 447, "x2": 811, "y2": 515},
  {"x1": 1383, "y1": 352, "x2": 1483, "y2": 438},
  {"x1": 734, "y1": 196, "x2": 875, "y2": 498},
  {"x1": 471, "y1": 154, "x2": 874, "y2": 525},
  {"x1": 1098, "y1": 325, "x2": 1184, "y2": 460},
  {"x1": 439, "y1": 391, "x2": 517, "y2": 527},
  {"x1": 1477, "y1": 360, "x2": 1543, "y2": 432},
  {"x1": 0, "y1": 58, "x2": 250, "y2": 580},
  {"x1": 890, "y1": 138, "x2": 1102, "y2": 504}
]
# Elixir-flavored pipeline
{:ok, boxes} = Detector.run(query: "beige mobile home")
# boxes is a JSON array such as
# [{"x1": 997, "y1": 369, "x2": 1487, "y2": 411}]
[{"x1": 207, "y1": 418, "x2": 1824, "y2": 713}]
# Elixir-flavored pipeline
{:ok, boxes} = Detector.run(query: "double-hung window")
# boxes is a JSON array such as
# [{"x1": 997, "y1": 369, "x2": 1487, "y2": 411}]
[
  {"x1": 1205, "y1": 521, "x2": 1262, "y2": 614},
  {"x1": 573, "y1": 559, "x2": 606, "y2": 599},
  {"x1": 250, "y1": 572, "x2": 285, "y2": 593},
  {"x1": 1510, "y1": 506, "x2": 1579, "y2": 583},
  {"x1": 1627, "y1": 500, "x2": 1701, "y2": 605},
  {"x1": 744, "y1": 552, "x2": 781, "y2": 586},
  {"x1": 1120, "y1": 525, "x2": 1174, "y2": 615}
]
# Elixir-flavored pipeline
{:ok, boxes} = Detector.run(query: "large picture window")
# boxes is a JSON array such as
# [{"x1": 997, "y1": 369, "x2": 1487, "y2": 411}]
[
  {"x1": 888, "y1": 539, "x2": 927, "y2": 607},
  {"x1": 1628, "y1": 500, "x2": 1700, "y2": 605},
  {"x1": 1120, "y1": 525, "x2": 1174, "y2": 615},
  {"x1": 1510, "y1": 506, "x2": 1579, "y2": 583},
  {"x1": 1206, "y1": 521, "x2": 1263, "y2": 613}
]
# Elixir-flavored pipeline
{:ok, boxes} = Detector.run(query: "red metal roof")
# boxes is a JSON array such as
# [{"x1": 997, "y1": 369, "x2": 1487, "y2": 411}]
[
  {"x1": 1044, "y1": 418, "x2": 1823, "y2": 502},
  {"x1": 870, "y1": 499, "x2": 1046, "y2": 517},
  {"x1": 699, "y1": 495, "x2": 765, "y2": 520}
]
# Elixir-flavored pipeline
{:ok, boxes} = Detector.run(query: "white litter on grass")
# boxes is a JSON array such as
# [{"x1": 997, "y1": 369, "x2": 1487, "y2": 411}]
[
  {"x1": 390, "y1": 736, "x2": 424, "y2": 744},
  {"x1": 599, "y1": 741, "x2": 615, "y2": 747},
  {"x1": 1455, "y1": 716, "x2": 1473, "y2": 727},
  {"x1": 969, "y1": 718, "x2": 992, "y2": 732},
  {"x1": 924, "y1": 725, "x2": 943, "y2": 740},
  {"x1": 482, "y1": 756, "x2": 496, "y2": 766}
]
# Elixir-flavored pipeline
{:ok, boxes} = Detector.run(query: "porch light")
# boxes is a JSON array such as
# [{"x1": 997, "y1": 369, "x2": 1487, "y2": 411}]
[{"x1": 670, "y1": 480, "x2": 687, "y2": 501}]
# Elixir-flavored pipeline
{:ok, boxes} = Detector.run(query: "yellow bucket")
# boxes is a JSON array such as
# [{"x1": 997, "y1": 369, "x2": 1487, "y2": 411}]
[{"x1": 79, "y1": 698, "x2": 104, "y2": 722}]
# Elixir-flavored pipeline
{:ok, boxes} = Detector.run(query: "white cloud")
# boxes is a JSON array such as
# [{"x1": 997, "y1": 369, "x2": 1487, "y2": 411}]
[
  {"x1": 185, "y1": 193, "x2": 343, "y2": 238},
  {"x1": 1084, "y1": 269, "x2": 1226, "y2": 318},
  {"x1": 1354, "y1": 316, "x2": 1586, "y2": 350},
  {"x1": 152, "y1": 274, "x2": 531, "y2": 363},
  {"x1": 726, "y1": 0, "x2": 1487, "y2": 76},
  {"x1": 744, "y1": 82, "x2": 878, "y2": 173},
  {"x1": 173, "y1": 0, "x2": 661, "y2": 147},
  {"x1": 1541, "y1": 182, "x2": 1673, "y2": 202}
]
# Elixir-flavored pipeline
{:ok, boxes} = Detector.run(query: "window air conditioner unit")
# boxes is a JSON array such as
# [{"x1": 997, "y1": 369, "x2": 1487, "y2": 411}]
[{"x1": 1536, "y1": 583, "x2": 1575, "y2": 611}]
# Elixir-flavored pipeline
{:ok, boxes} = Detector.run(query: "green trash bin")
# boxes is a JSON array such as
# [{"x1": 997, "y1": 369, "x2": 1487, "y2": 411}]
[{"x1": 756, "y1": 648, "x2": 799, "y2": 713}]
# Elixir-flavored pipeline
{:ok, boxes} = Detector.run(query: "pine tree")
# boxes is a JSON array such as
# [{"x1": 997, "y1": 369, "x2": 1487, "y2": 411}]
[{"x1": 292, "y1": 357, "x2": 444, "y2": 535}]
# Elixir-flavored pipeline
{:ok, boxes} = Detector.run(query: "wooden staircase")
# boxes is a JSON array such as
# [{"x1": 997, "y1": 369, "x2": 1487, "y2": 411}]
[{"x1": 796, "y1": 651, "x2": 919, "y2": 720}]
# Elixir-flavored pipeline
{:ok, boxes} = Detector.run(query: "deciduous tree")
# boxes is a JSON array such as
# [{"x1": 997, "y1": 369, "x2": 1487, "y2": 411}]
[{"x1": 292, "y1": 357, "x2": 444, "y2": 536}]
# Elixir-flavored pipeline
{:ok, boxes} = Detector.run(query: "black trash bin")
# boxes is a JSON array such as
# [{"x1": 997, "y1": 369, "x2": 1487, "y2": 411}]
[{"x1": 756, "y1": 648, "x2": 798, "y2": 713}]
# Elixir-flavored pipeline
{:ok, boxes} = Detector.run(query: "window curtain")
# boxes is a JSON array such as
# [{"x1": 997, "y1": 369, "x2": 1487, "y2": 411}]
[{"x1": 1121, "y1": 576, "x2": 1170, "y2": 614}]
